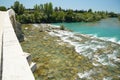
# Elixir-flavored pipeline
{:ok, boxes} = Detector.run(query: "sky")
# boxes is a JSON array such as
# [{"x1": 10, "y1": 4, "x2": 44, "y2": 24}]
[{"x1": 0, "y1": 0, "x2": 120, "y2": 13}]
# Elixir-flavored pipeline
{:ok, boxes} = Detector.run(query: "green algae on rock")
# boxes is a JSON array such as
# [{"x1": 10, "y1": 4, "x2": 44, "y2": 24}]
[
  {"x1": 21, "y1": 24, "x2": 93, "y2": 80},
  {"x1": 21, "y1": 24, "x2": 120, "y2": 80}
]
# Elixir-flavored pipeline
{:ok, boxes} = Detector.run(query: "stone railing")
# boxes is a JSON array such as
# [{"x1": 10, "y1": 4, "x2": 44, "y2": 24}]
[
  {"x1": 0, "y1": 11, "x2": 4, "y2": 79},
  {"x1": 0, "y1": 9, "x2": 36, "y2": 80}
]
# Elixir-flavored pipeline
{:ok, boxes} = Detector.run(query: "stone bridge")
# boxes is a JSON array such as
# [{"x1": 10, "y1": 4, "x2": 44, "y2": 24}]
[{"x1": 0, "y1": 9, "x2": 35, "y2": 80}]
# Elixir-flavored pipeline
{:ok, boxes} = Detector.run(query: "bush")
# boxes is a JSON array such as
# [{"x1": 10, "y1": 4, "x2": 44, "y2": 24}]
[
  {"x1": 60, "y1": 25, "x2": 65, "y2": 30},
  {"x1": 0, "y1": 6, "x2": 7, "y2": 11}
]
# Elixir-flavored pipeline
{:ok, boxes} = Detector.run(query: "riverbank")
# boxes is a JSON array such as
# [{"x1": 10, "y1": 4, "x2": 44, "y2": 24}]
[{"x1": 21, "y1": 24, "x2": 120, "y2": 80}]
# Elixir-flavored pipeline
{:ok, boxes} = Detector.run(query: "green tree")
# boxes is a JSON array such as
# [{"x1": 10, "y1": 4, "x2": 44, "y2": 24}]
[
  {"x1": 15, "y1": 2, "x2": 115, "y2": 23},
  {"x1": 58, "y1": 11, "x2": 65, "y2": 22},
  {"x1": 34, "y1": 11, "x2": 41, "y2": 23},
  {"x1": 11, "y1": 1, "x2": 19, "y2": 13},
  {"x1": 43, "y1": 2, "x2": 53, "y2": 22},
  {"x1": 54, "y1": 7, "x2": 58, "y2": 12},
  {"x1": 65, "y1": 9, "x2": 74, "y2": 22},
  {"x1": 40, "y1": 4, "x2": 44, "y2": 12},
  {"x1": 11, "y1": 1, "x2": 25, "y2": 15},
  {"x1": 44, "y1": 2, "x2": 53, "y2": 16},
  {"x1": 48, "y1": 2, "x2": 53, "y2": 14},
  {"x1": 51, "y1": 11, "x2": 65, "y2": 22},
  {"x1": 34, "y1": 4, "x2": 40, "y2": 11},
  {"x1": 0, "y1": 6, "x2": 7, "y2": 11},
  {"x1": 88, "y1": 9, "x2": 92, "y2": 13},
  {"x1": 59, "y1": 7, "x2": 62, "y2": 11},
  {"x1": 44, "y1": 3, "x2": 48, "y2": 14},
  {"x1": 109, "y1": 12, "x2": 117, "y2": 17},
  {"x1": 18, "y1": 4, "x2": 25, "y2": 15},
  {"x1": 74, "y1": 13, "x2": 83, "y2": 22}
]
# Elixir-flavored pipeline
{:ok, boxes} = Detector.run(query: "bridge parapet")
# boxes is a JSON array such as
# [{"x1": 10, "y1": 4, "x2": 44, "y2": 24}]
[
  {"x1": 7, "y1": 9, "x2": 16, "y2": 32},
  {"x1": 0, "y1": 9, "x2": 35, "y2": 80},
  {"x1": 7, "y1": 9, "x2": 16, "y2": 20},
  {"x1": 0, "y1": 11, "x2": 4, "y2": 79}
]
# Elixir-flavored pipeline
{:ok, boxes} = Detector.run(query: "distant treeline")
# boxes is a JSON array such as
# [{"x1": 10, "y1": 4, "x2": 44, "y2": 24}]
[{"x1": 0, "y1": 1, "x2": 120, "y2": 23}]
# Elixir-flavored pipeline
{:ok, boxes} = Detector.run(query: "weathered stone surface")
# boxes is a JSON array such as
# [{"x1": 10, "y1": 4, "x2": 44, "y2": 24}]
[
  {"x1": 15, "y1": 22, "x2": 24, "y2": 42},
  {"x1": 21, "y1": 24, "x2": 93, "y2": 80},
  {"x1": 0, "y1": 9, "x2": 35, "y2": 80}
]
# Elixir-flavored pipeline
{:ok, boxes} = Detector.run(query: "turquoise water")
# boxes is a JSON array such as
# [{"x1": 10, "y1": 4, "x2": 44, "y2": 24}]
[
  {"x1": 50, "y1": 18, "x2": 120, "y2": 79},
  {"x1": 53, "y1": 18, "x2": 120, "y2": 41}
]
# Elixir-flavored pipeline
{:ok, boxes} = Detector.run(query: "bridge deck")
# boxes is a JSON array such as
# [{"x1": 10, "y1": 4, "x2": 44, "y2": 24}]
[{"x1": 0, "y1": 10, "x2": 35, "y2": 80}]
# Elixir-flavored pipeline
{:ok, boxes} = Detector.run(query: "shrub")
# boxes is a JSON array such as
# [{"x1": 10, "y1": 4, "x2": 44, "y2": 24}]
[
  {"x1": 60, "y1": 25, "x2": 65, "y2": 30},
  {"x1": 0, "y1": 6, "x2": 7, "y2": 11}
]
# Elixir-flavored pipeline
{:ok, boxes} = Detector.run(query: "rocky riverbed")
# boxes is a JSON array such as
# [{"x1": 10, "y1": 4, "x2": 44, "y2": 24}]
[{"x1": 21, "y1": 24, "x2": 120, "y2": 80}]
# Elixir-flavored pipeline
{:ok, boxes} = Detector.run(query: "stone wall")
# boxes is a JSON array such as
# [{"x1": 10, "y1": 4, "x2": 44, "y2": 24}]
[
  {"x1": 15, "y1": 22, "x2": 24, "y2": 42},
  {"x1": 1, "y1": 9, "x2": 35, "y2": 80},
  {"x1": 8, "y1": 9, "x2": 24, "y2": 42}
]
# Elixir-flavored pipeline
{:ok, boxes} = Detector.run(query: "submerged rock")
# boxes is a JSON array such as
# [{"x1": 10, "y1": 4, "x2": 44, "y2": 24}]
[{"x1": 21, "y1": 24, "x2": 120, "y2": 80}]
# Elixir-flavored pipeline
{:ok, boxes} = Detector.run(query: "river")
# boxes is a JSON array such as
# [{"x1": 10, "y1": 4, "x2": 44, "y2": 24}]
[
  {"x1": 50, "y1": 18, "x2": 120, "y2": 79},
  {"x1": 52, "y1": 18, "x2": 120, "y2": 43},
  {"x1": 21, "y1": 18, "x2": 120, "y2": 80}
]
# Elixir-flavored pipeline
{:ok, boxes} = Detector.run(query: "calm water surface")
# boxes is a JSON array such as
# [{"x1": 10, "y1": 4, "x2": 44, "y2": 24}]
[{"x1": 53, "y1": 18, "x2": 120, "y2": 41}]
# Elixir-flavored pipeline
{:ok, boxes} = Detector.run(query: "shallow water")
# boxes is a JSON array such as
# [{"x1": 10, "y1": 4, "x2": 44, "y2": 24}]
[
  {"x1": 49, "y1": 30, "x2": 120, "y2": 79},
  {"x1": 21, "y1": 24, "x2": 94, "y2": 80},
  {"x1": 21, "y1": 23, "x2": 120, "y2": 80},
  {"x1": 50, "y1": 18, "x2": 120, "y2": 79}
]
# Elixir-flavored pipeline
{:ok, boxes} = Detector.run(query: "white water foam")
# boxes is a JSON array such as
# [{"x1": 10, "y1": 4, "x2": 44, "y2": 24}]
[
  {"x1": 107, "y1": 50, "x2": 120, "y2": 62},
  {"x1": 49, "y1": 29, "x2": 120, "y2": 66},
  {"x1": 88, "y1": 34, "x2": 120, "y2": 45},
  {"x1": 52, "y1": 24, "x2": 60, "y2": 28},
  {"x1": 77, "y1": 70, "x2": 94, "y2": 79},
  {"x1": 48, "y1": 28, "x2": 120, "y2": 79},
  {"x1": 34, "y1": 24, "x2": 118, "y2": 42},
  {"x1": 33, "y1": 24, "x2": 39, "y2": 27},
  {"x1": 93, "y1": 54, "x2": 116, "y2": 66},
  {"x1": 100, "y1": 37, "x2": 119, "y2": 44}
]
